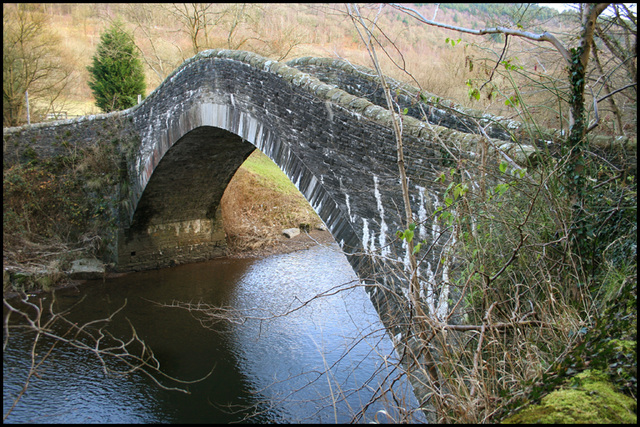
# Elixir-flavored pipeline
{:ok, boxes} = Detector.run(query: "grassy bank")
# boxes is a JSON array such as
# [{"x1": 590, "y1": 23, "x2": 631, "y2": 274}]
[{"x1": 221, "y1": 149, "x2": 323, "y2": 252}]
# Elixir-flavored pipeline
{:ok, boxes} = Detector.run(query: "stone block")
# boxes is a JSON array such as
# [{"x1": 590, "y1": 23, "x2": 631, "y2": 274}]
[
  {"x1": 282, "y1": 228, "x2": 300, "y2": 238},
  {"x1": 69, "y1": 258, "x2": 105, "y2": 280}
]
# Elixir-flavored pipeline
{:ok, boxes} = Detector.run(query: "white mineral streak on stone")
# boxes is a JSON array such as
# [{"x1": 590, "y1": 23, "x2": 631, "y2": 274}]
[
  {"x1": 255, "y1": 123, "x2": 264, "y2": 151},
  {"x1": 237, "y1": 111, "x2": 244, "y2": 137},
  {"x1": 394, "y1": 333, "x2": 402, "y2": 345},
  {"x1": 362, "y1": 218, "x2": 370, "y2": 253},
  {"x1": 307, "y1": 174, "x2": 318, "y2": 198},
  {"x1": 200, "y1": 103, "x2": 213, "y2": 127},
  {"x1": 416, "y1": 185, "x2": 428, "y2": 240},
  {"x1": 415, "y1": 191, "x2": 455, "y2": 321},
  {"x1": 345, "y1": 193, "x2": 355, "y2": 222},
  {"x1": 247, "y1": 116, "x2": 258, "y2": 144},
  {"x1": 436, "y1": 232, "x2": 455, "y2": 320},
  {"x1": 425, "y1": 194, "x2": 442, "y2": 317},
  {"x1": 422, "y1": 261, "x2": 434, "y2": 296},
  {"x1": 200, "y1": 103, "x2": 222, "y2": 129},
  {"x1": 399, "y1": 285, "x2": 411, "y2": 305},
  {"x1": 373, "y1": 176, "x2": 389, "y2": 257},
  {"x1": 402, "y1": 239, "x2": 412, "y2": 274}
]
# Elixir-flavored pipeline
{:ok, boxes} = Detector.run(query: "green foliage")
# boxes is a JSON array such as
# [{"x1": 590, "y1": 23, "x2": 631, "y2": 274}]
[
  {"x1": 87, "y1": 20, "x2": 146, "y2": 112},
  {"x1": 445, "y1": 37, "x2": 462, "y2": 47},
  {"x1": 466, "y1": 82, "x2": 480, "y2": 101},
  {"x1": 504, "y1": 94, "x2": 520, "y2": 107}
]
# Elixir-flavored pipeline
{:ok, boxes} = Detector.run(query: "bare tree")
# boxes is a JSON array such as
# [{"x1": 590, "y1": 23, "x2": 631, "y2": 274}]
[
  {"x1": 117, "y1": 4, "x2": 181, "y2": 85},
  {"x1": 166, "y1": 3, "x2": 217, "y2": 56},
  {"x1": 3, "y1": 4, "x2": 75, "y2": 127},
  {"x1": 245, "y1": 7, "x2": 307, "y2": 61},
  {"x1": 591, "y1": 3, "x2": 637, "y2": 135}
]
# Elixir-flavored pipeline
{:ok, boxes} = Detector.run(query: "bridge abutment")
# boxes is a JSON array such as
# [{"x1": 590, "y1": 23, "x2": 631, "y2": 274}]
[{"x1": 117, "y1": 213, "x2": 227, "y2": 271}]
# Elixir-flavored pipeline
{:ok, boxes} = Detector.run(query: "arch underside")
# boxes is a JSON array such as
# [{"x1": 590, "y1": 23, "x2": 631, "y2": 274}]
[{"x1": 118, "y1": 125, "x2": 255, "y2": 270}]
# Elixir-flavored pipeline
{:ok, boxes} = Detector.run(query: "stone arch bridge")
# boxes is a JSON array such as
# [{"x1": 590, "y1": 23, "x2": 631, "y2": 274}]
[
  {"x1": 4, "y1": 49, "x2": 536, "y2": 280},
  {"x1": 4, "y1": 50, "x2": 542, "y2": 414}
]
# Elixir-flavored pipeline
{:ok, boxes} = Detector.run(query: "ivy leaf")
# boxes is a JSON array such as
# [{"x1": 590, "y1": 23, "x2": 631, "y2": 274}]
[
  {"x1": 404, "y1": 229, "x2": 414, "y2": 243},
  {"x1": 444, "y1": 196, "x2": 454, "y2": 207},
  {"x1": 499, "y1": 161, "x2": 508, "y2": 174},
  {"x1": 495, "y1": 183, "x2": 509, "y2": 196}
]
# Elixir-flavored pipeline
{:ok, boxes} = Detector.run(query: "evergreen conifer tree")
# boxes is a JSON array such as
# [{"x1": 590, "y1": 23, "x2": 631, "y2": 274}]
[{"x1": 87, "y1": 21, "x2": 146, "y2": 112}]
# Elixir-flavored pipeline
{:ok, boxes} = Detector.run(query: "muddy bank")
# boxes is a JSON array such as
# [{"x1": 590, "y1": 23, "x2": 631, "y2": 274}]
[{"x1": 227, "y1": 229, "x2": 337, "y2": 259}]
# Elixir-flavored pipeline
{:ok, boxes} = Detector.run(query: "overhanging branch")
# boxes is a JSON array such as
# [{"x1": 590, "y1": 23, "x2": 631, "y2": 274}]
[{"x1": 389, "y1": 3, "x2": 572, "y2": 64}]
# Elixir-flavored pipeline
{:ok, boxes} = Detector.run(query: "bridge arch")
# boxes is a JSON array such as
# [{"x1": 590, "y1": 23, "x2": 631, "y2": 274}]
[
  {"x1": 119, "y1": 49, "x2": 407, "y2": 276},
  {"x1": 121, "y1": 99, "x2": 361, "y2": 273}
]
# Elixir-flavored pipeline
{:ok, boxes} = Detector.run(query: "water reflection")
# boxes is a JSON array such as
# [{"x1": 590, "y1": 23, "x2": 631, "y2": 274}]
[{"x1": 4, "y1": 243, "x2": 422, "y2": 423}]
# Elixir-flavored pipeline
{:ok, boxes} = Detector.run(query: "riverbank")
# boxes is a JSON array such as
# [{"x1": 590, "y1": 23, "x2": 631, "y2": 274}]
[
  {"x1": 3, "y1": 148, "x2": 327, "y2": 298},
  {"x1": 3, "y1": 229, "x2": 336, "y2": 299}
]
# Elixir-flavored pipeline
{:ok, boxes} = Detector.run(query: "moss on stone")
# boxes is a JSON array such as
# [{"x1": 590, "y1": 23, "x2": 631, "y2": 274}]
[{"x1": 502, "y1": 370, "x2": 637, "y2": 424}]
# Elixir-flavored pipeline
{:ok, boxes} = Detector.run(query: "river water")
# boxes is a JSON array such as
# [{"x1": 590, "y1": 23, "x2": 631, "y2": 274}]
[{"x1": 4, "y1": 243, "x2": 423, "y2": 423}]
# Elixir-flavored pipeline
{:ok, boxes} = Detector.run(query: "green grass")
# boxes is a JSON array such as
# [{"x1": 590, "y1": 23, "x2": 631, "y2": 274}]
[{"x1": 240, "y1": 149, "x2": 303, "y2": 196}]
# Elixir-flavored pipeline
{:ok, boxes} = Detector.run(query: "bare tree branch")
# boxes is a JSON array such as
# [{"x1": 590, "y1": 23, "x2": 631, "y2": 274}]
[{"x1": 388, "y1": 3, "x2": 573, "y2": 64}]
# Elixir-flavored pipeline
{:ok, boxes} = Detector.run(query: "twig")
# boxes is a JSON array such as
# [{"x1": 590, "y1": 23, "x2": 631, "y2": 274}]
[{"x1": 480, "y1": 34, "x2": 509, "y2": 92}]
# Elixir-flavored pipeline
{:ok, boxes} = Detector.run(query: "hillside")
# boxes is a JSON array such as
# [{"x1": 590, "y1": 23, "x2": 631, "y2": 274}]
[
  {"x1": 5, "y1": 3, "x2": 635, "y2": 137},
  {"x1": 1, "y1": 3, "x2": 606, "y2": 130}
]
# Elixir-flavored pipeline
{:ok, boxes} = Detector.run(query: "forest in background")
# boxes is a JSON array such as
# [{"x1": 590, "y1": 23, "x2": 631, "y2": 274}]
[{"x1": 3, "y1": 3, "x2": 636, "y2": 139}]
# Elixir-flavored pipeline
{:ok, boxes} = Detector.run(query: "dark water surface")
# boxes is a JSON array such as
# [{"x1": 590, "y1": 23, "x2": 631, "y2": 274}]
[{"x1": 4, "y1": 243, "x2": 422, "y2": 423}]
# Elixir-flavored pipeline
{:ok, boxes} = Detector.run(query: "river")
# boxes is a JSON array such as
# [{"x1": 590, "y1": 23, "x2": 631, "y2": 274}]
[{"x1": 4, "y1": 242, "x2": 423, "y2": 423}]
